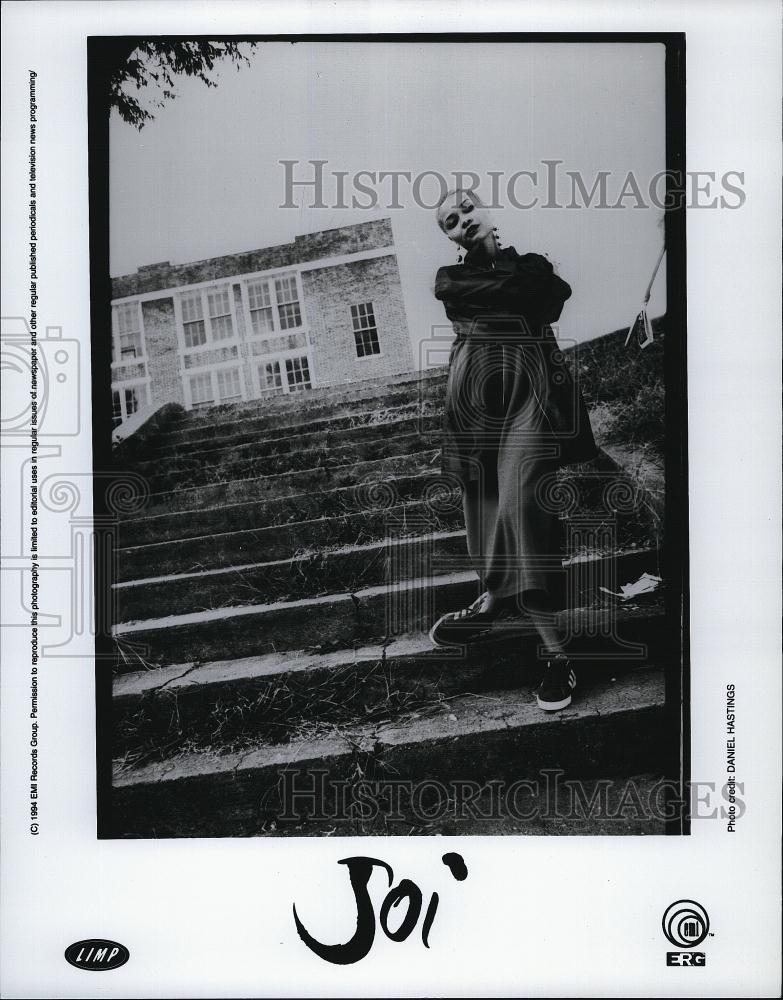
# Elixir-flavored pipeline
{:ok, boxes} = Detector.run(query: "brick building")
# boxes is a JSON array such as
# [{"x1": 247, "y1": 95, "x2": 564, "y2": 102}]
[{"x1": 109, "y1": 218, "x2": 414, "y2": 426}]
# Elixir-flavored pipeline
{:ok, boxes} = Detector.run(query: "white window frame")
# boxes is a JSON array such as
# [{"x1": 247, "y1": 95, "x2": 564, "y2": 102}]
[
  {"x1": 253, "y1": 347, "x2": 316, "y2": 397},
  {"x1": 282, "y1": 353, "x2": 313, "y2": 392},
  {"x1": 174, "y1": 281, "x2": 248, "y2": 410},
  {"x1": 215, "y1": 365, "x2": 244, "y2": 403},
  {"x1": 350, "y1": 301, "x2": 383, "y2": 360},
  {"x1": 111, "y1": 300, "x2": 147, "y2": 370},
  {"x1": 183, "y1": 359, "x2": 250, "y2": 410},
  {"x1": 111, "y1": 378, "x2": 151, "y2": 426},
  {"x1": 239, "y1": 270, "x2": 308, "y2": 343},
  {"x1": 174, "y1": 282, "x2": 242, "y2": 358},
  {"x1": 187, "y1": 371, "x2": 217, "y2": 410},
  {"x1": 255, "y1": 357, "x2": 286, "y2": 398},
  {"x1": 239, "y1": 270, "x2": 315, "y2": 399},
  {"x1": 149, "y1": 271, "x2": 317, "y2": 409}
]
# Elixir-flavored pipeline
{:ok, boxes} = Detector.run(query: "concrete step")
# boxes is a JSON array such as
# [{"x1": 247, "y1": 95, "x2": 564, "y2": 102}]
[
  {"x1": 115, "y1": 459, "x2": 659, "y2": 583},
  {"x1": 117, "y1": 471, "x2": 440, "y2": 546},
  {"x1": 169, "y1": 367, "x2": 448, "y2": 434},
  {"x1": 164, "y1": 383, "x2": 447, "y2": 448},
  {"x1": 109, "y1": 664, "x2": 665, "y2": 837},
  {"x1": 110, "y1": 571, "x2": 483, "y2": 668},
  {"x1": 120, "y1": 449, "x2": 442, "y2": 516},
  {"x1": 132, "y1": 414, "x2": 442, "y2": 484},
  {"x1": 115, "y1": 499, "x2": 463, "y2": 583},
  {"x1": 116, "y1": 444, "x2": 658, "y2": 548},
  {"x1": 137, "y1": 426, "x2": 441, "y2": 495},
  {"x1": 114, "y1": 503, "x2": 658, "y2": 621},
  {"x1": 113, "y1": 594, "x2": 665, "y2": 759},
  {"x1": 112, "y1": 549, "x2": 662, "y2": 669},
  {"x1": 114, "y1": 529, "x2": 469, "y2": 621},
  {"x1": 151, "y1": 400, "x2": 439, "y2": 460}
]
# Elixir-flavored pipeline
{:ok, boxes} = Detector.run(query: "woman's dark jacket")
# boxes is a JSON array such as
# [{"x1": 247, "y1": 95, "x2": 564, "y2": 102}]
[{"x1": 434, "y1": 244, "x2": 598, "y2": 478}]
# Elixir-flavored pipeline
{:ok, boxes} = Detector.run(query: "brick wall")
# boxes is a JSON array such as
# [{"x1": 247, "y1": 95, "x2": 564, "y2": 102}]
[
  {"x1": 111, "y1": 219, "x2": 415, "y2": 411},
  {"x1": 140, "y1": 298, "x2": 183, "y2": 406},
  {"x1": 303, "y1": 255, "x2": 414, "y2": 386},
  {"x1": 112, "y1": 219, "x2": 396, "y2": 299}
]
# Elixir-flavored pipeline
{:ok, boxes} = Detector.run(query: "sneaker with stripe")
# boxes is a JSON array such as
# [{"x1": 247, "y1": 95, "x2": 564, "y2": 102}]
[
  {"x1": 429, "y1": 592, "x2": 510, "y2": 647},
  {"x1": 535, "y1": 656, "x2": 577, "y2": 711}
]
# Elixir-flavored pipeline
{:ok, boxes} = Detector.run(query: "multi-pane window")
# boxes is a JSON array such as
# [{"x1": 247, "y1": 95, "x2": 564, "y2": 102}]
[
  {"x1": 179, "y1": 285, "x2": 236, "y2": 348},
  {"x1": 244, "y1": 272, "x2": 303, "y2": 337},
  {"x1": 247, "y1": 280, "x2": 275, "y2": 335},
  {"x1": 189, "y1": 372, "x2": 214, "y2": 408},
  {"x1": 125, "y1": 386, "x2": 140, "y2": 417},
  {"x1": 259, "y1": 360, "x2": 284, "y2": 396},
  {"x1": 175, "y1": 274, "x2": 313, "y2": 408},
  {"x1": 113, "y1": 302, "x2": 144, "y2": 362},
  {"x1": 275, "y1": 275, "x2": 302, "y2": 330},
  {"x1": 185, "y1": 368, "x2": 244, "y2": 408},
  {"x1": 207, "y1": 287, "x2": 234, "y2": 342},
  {"x1": 285, "y1": 355, "x2": 311, "y2": 391},
  {"x1": 111, "y1": 384, "x2": 145, "y2": 427},
  {"x1": 255, "y1": 355, "x2": 313, "y2": 397},
  {"x1": 181, "y1": 292, "x2": 207, "y2": 348},
  {"x1": 216, "y1": 367, "x2": 242, "y2": 402},
  {"x1": 350, "y1": 302, "x2": 380, "y2": 357}
]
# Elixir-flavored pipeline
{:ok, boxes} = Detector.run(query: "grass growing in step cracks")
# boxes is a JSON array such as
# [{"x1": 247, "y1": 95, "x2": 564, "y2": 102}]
[
  {"x1": 559, "y1": 445, "x2": 664, "y2": 561},
  {"x1": 112, "y1": 634, "x2": 512, "y2": 776},
  {"x1": 126, "y1": 466, "x2": 660, "y2": 620},
  {"x1": 112, "y1": 584, "x2": 665, "y2": 839}
]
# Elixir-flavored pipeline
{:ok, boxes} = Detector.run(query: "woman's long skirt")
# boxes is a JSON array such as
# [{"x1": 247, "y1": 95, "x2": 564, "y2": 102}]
[{"x1": 442, "y1": 335, "x2": 569, "y2": 605}]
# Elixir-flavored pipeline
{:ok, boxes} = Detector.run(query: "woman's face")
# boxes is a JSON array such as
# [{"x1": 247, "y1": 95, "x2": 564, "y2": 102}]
[{"x1": 437, "y1": 192, "x2": 493, "y2": 250}]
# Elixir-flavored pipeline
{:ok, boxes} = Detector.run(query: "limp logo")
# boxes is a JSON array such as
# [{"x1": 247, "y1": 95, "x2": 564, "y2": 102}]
[
  {"x1": 662, "y1": 900, "x2": 710, "y2": 948},
  {"x1": 64, "y1": 939, "x2": 129, "y2": 971}
]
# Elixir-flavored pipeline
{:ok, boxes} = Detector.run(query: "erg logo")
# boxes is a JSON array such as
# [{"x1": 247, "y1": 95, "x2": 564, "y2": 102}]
[
  {"x1": 662, "y1": 899, "x2": 710, "y2": 968},
  {"x1": 667, "y1": 951, "x2": 706, "y2": 967}
]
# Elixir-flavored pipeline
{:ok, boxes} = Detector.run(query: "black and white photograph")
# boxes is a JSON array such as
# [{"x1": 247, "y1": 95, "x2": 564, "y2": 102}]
[
  {"x1": 94, "y1": 36, "x2": 687, "y2": 838},
  {"x1": 1, "y1": 3, "x2": 780, "y2": 997}
]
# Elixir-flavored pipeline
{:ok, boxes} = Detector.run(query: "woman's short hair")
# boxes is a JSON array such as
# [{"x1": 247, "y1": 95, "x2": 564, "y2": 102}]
[{"x1": 435, "y1": 188, "x2": 485, "y2": 229}]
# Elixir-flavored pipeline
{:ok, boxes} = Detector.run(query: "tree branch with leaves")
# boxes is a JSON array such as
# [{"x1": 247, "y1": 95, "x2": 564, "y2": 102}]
[{"x1": 103, "y1": 40, "x2": 257, "y2": 128}]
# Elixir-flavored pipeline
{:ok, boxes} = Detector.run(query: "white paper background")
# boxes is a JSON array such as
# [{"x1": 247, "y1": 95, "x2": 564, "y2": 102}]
[{"x1": 1, "y1": 1, "x2": 780, "y2": 997}]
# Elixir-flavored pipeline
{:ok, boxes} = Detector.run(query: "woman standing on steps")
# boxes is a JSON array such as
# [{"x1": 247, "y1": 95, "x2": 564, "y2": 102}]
[{"x1": 428, "y1": 189, "x2": 598, "y2": 711}]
